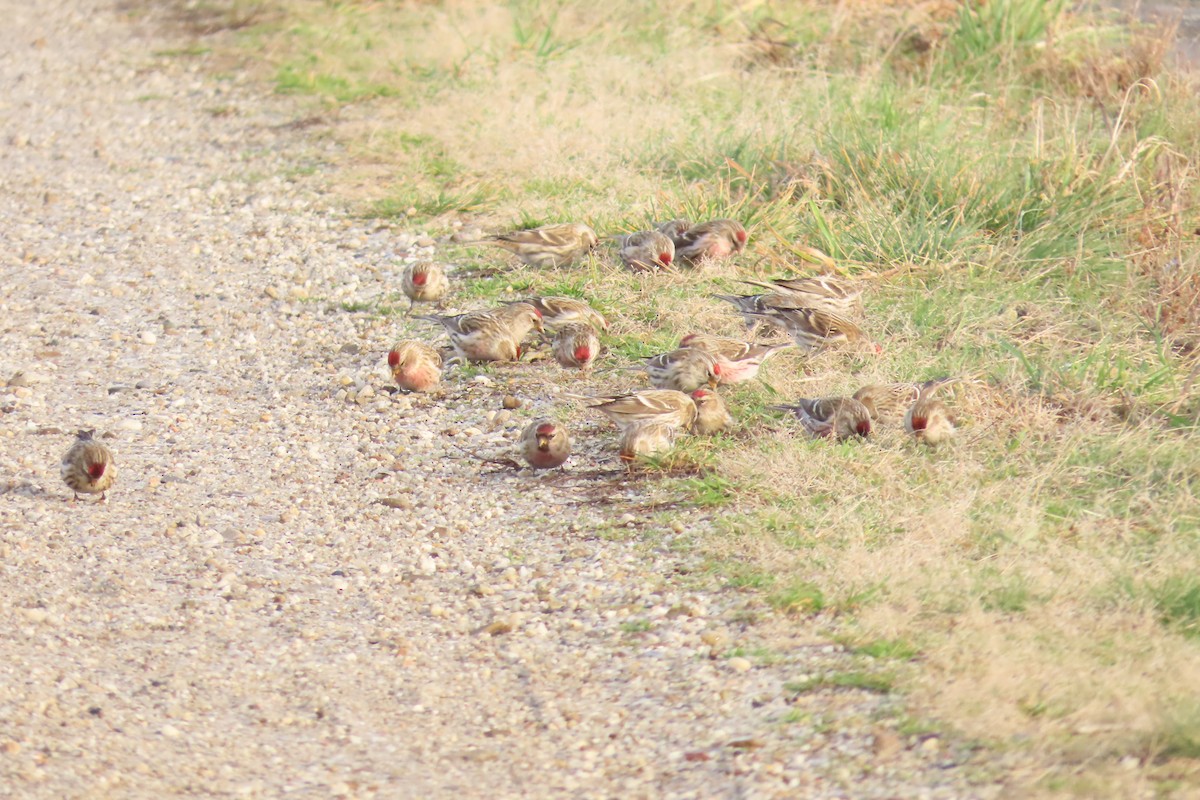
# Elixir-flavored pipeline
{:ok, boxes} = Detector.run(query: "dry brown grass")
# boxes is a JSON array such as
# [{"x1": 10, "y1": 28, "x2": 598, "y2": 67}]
[{"x1": 181, "y1": 0, "x2": 1200, "y2": 793}]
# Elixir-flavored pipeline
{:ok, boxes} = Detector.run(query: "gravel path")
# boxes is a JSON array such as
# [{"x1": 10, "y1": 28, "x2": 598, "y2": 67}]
[{"x1": 0, "y1": 3, "x2": 1004, "y2": 797}]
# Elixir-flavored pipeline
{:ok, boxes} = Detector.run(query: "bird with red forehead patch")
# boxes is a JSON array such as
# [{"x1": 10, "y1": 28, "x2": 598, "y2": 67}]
[
  {"x1": 678, "y1": 333, "x2": 793, "y2": 385},
  {"x1": 61, "y1": 430, "x2": 116, "y2": 502},
  {"x1": 552, "y1": 323, "x2": 600, "y2": 371},
  {"x1": 520, "y1": 419, "x2": 571, "y2": 469},
  {"x1": 671, "y1": 219, "x2": 748, "y2": 266},
  {"x1": 772, "y1": 396, "x2": 872, "y2": 441},
  {"x1": 401, "y1": 261, "x2": 449, "y2": 313},
  {"x1": 618, "y1": 230, "x2": 675, "y2": 273},
  {"x1": 689, "y1": 389, "x2": 732, "y2": 435},
  {"x1": 905, "y1": 385, "x2": 957, "y2": 446},
  {"x1": 388, "y1": 340, "x2": 443, "y2": 393},
  {"x1": 635, "y1": 347, "x2": 721, "y2": 393}
]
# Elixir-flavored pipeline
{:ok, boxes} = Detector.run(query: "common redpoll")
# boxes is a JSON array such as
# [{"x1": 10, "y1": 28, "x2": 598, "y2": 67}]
[
  {"x1": 619, "y1": 421, "x2": 677, "y2": 464},
  {"x1": 656, "y1": 219, "x2": 692, "y2": 240},
  {"x1": 773, "y1": 396, "x2": 872, "y2": 440},
  {"x1": 401, "y1": 261, "x2": 449, "y2": 311},
  {"x1": 520, "y1": 419, "x2": 572, "y2": 469},
  {"x1": 690, "y1": 389, "x2": 732, "y2": 435},
  {"x1": 672, "y1": 219, "x2": 748, "y2": 265},
  {"x1": 740, "y1": 274, "x2": 861, "y2": 315},
  {"x1": 906, "y1": 391, "x2": 956, "y2": 446},
  {"x1": 474, "y1": 222, "x2": 598, "y2": 268},
  {"x1": 525, "y1": 296, "x2": 608, "y2": 332},
  {"x1": 678, "y1": 333, "x2": 792, "y2": 385},
  {"x1": 618, "y1": 230, "x2": 675, "y2": 272},
  {"x1": 61, "y1": 430, "x2": 116, "y2": 501},
  {"x1": 711, "y1": 292, "x2": 806, "y2": 331},
  {"x1": 388, "y1": 340, "x2": 443, "y2": 393},
  {"x1": 552, "y1": 323, "x2": 600, "y2": 370},
  {"x1": 637, "y1": 347, "x2": 721, "y2": 392},
  {"x1": 854, "y1": 378, "x2": 953, "y2": 423},
  {"x1": 576, "y1": 389, "x2": 698, "y2": 433},
  {"x1": 745, "y1": 306, "x2": 863, "y2": 351},
  {"x1": 416, "y1": 302, "x2": 543, "y2": 362}
]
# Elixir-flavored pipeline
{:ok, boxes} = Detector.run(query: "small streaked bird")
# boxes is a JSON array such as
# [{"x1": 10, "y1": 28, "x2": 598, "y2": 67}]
[
  {"x1": 61, "y1": 430, "x2": 116, "y2": 502},
  {"x1": 471, "y1": 222, "x2": 598, "y2": 268},
  {"x1": 740, "y1": 274, "x2": 861, "y2": 315},
  {"x1": 656, "y1": 219, "x2": 692, "y2": 241},
  {"x1": 672, "y1": 219, "x2": 748, "y2": 265},
  {"x1": 618, "y1": 230, "x2": 675, "y2": 272},
  {"x1": 711, "y1": 292, "x2": 808, "y2": 331},
  {"x1": 773, "y1": 396, "x2": 872, "y2": 440},
  {"x1": 552, "y1": 323, "x2": 600, "y2": 371},
  {"x1": 690, "y1": 389, "x2": 732, "y2": 435},
  {"x1": 388, "y1": 340, "x2": 443, "y2": 393},
  {"x1": 525, "y1": 296, "x2": 608, "y2": 332},
  {"x1": 744, "y1": 306, "x2": 863, "y2": 351},
  {"x1": 619, "y1": 421, "x2": 677, "y2": 465},
  {"x1": 520, "y1": 419, "x2": 572, "y2": 469},
  {"x1": 906, "y1": 388, "x2": 956, "y2": 446},
  {"x1": 854, "y1": 378, "x2": 954, "y2": 423},
  {"x1": 400, "y1": 261, "x2": 449, "y2": 312},
  {"x1": 575, "y1": 389, "x2": 698, "y2": 433},
  {"x1": 678, "y1": 333, "x2": 793, "y2": 385},
  {"x1": 416, "y1": 302, "x2": 543, "y2": 362},
  {"x1": 637, "y1": 347, "x2": 721, "y2": 393}
]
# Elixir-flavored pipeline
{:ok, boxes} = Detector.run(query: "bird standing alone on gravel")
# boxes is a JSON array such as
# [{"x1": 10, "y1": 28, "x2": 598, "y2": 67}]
[
  {"x1": 520, "y1": 420, "x2": 572, "y2": 469},
  {"x1": 401, "y1": 261, "x2": 449, "y2": 312},
  {"x1": 388, "y1": 340, "x2": 443, "y2": 393},
  {"x1": 61, "y1": 430, "x2": 115, "y2": 501},
  {"x1": 472, "y1": 223, "x2": 598, "y2": 268}
]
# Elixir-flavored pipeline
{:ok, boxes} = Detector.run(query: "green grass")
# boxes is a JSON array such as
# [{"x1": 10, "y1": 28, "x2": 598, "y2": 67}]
[{"x1": 214, "y1": 0, "x2": 1200, "y2": 792}]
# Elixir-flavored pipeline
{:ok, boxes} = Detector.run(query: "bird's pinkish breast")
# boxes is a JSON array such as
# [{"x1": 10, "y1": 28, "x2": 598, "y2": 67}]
[{"x1": 88, "y1": 462, "x2": 106, "y2": 479}]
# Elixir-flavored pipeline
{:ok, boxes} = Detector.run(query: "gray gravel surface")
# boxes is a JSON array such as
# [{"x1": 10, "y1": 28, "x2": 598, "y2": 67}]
[{"x1": 0, "y1": 2, "x2": 1005, "y2": 797}]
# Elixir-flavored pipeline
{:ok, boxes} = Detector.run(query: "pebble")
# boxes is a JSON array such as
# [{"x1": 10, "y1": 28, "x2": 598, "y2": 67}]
[{"x1": 728, "y1": 657, "x2": 753, "y2": 673}]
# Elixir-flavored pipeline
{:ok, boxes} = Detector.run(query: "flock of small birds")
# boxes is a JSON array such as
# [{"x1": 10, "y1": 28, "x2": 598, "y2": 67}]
[
  {"x1": 384, "y1": 217, "x2": 961, "y2": 474},
  {"x1": 57, "y1": 216, "x2": 960, "y2": 501}
]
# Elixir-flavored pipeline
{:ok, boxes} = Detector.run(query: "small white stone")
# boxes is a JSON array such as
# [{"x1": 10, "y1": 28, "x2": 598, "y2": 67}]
[{"x1": 140, "y1": 330, "x2": 157, "y2": 345}]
